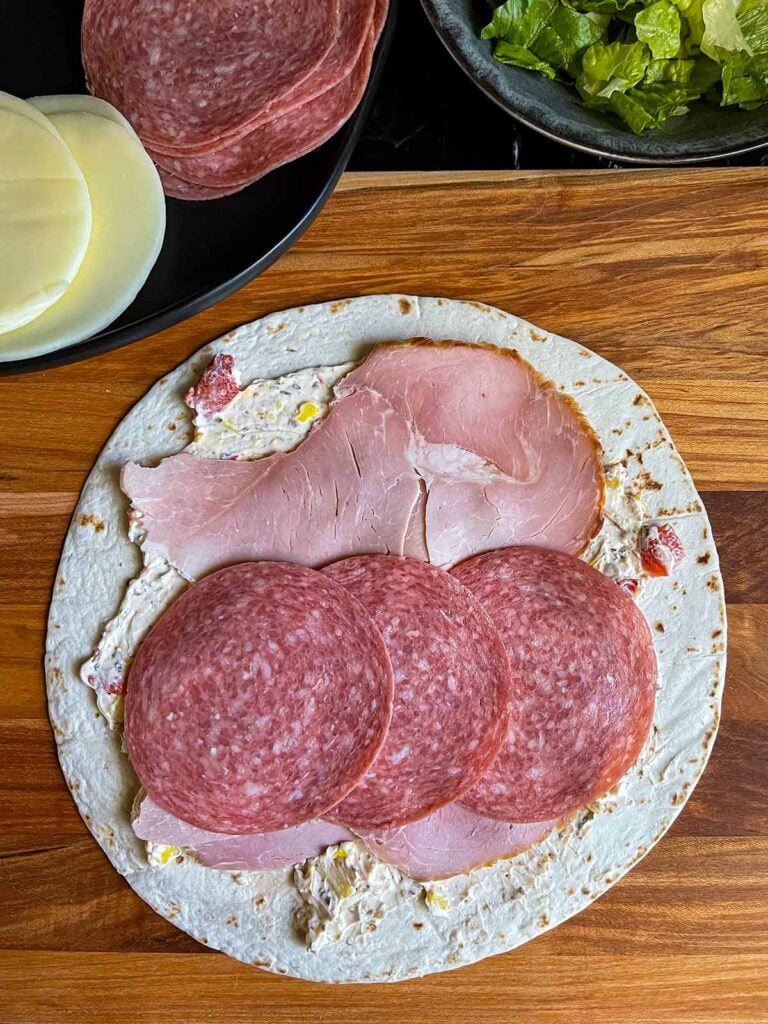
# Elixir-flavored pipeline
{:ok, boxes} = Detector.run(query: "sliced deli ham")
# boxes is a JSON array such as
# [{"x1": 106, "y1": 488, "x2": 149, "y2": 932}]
[
  {"x1": 133, "y1": 794, "x2": 351, "y2": 871},
  {"x1": 337, "y1": 341, "x2": 603, "y2": 566},
  {"x1": 124, "y1": 342, "x2": 603, "y2": 579},
  {"x1": 124, "y1": 561, "x2": 394, "y2": 834},
  {"x1": 322, "y1": 556, "x2": 512, "y2": 830},
  {"x1": 359, "y1": 803, "x2": 556, "y2": 881},
  {"x1": 82, "y1": 0, "x2": 341, "y2": 155},
  {"x1": 122, "y1": 389, "x2": 422, "y2": 580},
  {"x1": 150, "y1": 0, "x2": 383, "y2": 190},
  {"x1": 452, "y1": 547, "x2": 657, "y2": 823}
]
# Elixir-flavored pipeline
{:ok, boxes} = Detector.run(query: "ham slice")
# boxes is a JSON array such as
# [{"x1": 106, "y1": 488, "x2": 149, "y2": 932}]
[
  {"x1": 122, "y1": 389, "x2": 421, "y2": 580},
  {"x1": 133, "y1": 794, "x2": 351, "y2": 871},
  {"x1": 123, "y1": 340, "x2": 602, "y2": 583},
  {"x1": 358, "y1": 803, "x2": 556, "y2": 881},
  {"x1": 337, "y1": 340, "x2": 603, "y2": 566}
]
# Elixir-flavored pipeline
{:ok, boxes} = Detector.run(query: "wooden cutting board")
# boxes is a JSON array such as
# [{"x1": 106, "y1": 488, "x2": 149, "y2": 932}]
[{"x1": 1, "y1": 169, "x2": 766, "y2": 1024}]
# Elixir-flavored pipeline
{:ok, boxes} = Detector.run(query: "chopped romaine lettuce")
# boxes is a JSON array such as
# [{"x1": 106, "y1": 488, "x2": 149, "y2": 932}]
[{"x1": 481, "y1": 0, "x2": 768, "y2": 132}]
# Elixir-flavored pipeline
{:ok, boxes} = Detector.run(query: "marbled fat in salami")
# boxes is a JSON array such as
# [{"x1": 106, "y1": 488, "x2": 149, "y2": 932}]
[
  {"x1": 124, "y1": 562, "x2": 394, "y2": 834},
  {"x1": 453, "y1": 547, "x2": 657, "y2": 822},
  {"x1": 322, "y1": 556, "x2": 512, "y2": 830}
]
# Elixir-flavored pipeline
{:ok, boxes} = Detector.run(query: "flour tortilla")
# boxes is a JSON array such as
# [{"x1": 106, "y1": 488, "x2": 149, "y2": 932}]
[{"x1": 46, "y1": 295, "x2": 726, "y2": 983}]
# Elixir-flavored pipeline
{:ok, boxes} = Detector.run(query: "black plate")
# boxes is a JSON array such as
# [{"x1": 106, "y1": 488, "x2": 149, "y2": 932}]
[
  {"x1": 0, "y1": 0, "x2": 396, "y2": 376},
  {"x1": 422, "y1": 0, "x2": 768, "y2": 167}
]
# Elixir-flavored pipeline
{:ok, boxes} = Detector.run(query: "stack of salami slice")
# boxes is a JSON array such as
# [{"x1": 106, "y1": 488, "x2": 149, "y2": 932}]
[
  {"x1": 81, "y1": 0, "x2": 386, "y2": 200},
  {"x1": 129, "y1": 549, "x2": 657, "y2": 881}
]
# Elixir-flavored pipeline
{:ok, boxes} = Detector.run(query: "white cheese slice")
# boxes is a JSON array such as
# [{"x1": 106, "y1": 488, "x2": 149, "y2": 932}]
[
  {"x1": 0, "y1": 97, "x2": 165, "y2": 362},
  {"x1": 0, "y1": 92, "x2": 92, "y2": 336}
]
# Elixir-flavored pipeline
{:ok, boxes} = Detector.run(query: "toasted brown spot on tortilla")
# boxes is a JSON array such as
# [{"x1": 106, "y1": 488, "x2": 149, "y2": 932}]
[
  {"x1": 58, "y1": 577, "x2": 65, "y2": 587},
  {"x1": 697, "y1": 552, "x2": 711, "y2": 565},
  {"x1": 253, "y1": 959, "x2": 271, "y2": 967},
  {"x1": 712, "y1": 628, "x2": 722, "y2": 638},
  {"x1": 175, "y1": 855, "x2": 184, "y2": 864},
  {"x1": 581, "y1": 887, "x2": 591, "y2": 896},
  {"x1": 578, "y1": 348, "x2": 591, "y2": 357},
  {"x1": 50, "y1": 666, "x2": 65, "y2": 690},
  {"x1": 633, "y1": 393, "x2": 648, "y2": 406},
  {"x1": 538, "y1": 914, "x2": 549, "y2": 927},
  {"x1": 266, "y1": 321, "x2": 287, "y2": 335},
  {"x1": 78, "y1": 513, "x2": 105, "y2": 532},
  {"x1": 585, "y1": 852, "x2": 594, "y2": 863},
  {"x1": 330, "y1": 300, "x2": 350, "y2": 314},
  {"x1": 200, "y1": 937, "x2": 209, "y2": 945},
  {"x1": 398, "y1": 298, "x2": 413, "y2": 315},
  {"x1": 707, "y1": 577, "x2": 719, "y2": 591},
  {"x1": 611, "y1": 428, "x2": 623, "y2": 436},
  {"x1": 253, "y1": 896, "x2": 265, "y2": 907},
  {"x1": 529, "y1": 328, "x2": 548, "y2": 342},
  {"x1": 567, "y1": 887, "x2": 575, "y2": 896},
  {"x1": 465, "y1": 300, "x2": 490, "y2": 313},
  {"x1": 412, "y1": 921, "x2": 424, "y2": 930},
  {"x1": 655, "y1": 622, "x2": 665, "y2": 633},
  {"x1": 226, "y1": 916, "x2": 239, "y2": 927},
  {"x1": 574, "y1": 380, "x2": 585, "y2": 387},
  {"x1": 166, "y1": 901, "x2": 181, "y2": 920},
  {"x1": 168, "y1": 422, "x2": 176, "y2": 431}
]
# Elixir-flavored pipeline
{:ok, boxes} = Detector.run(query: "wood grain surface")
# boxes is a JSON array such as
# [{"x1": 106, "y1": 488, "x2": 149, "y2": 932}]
[{"x1": 1, "y1": 169, "x2": 766, "y2": 1024}]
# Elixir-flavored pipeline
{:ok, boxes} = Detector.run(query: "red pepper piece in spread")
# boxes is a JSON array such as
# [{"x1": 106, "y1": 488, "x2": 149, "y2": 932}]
[
  {"x1": 640, "y1": 523, "x2": 685, "y2": 577},
  {"x1": 185, "y1": 353, "x2": 240, "y2": 421},
  {"x1": 616, "y1": 578, "x2": 639, "y2": 596}
]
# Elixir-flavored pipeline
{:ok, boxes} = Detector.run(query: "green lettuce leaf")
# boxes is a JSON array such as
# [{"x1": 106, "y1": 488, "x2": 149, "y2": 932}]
[
  {"x1": 564, "y1": 0, "x2": 640, "y2": 14},
  {"x1": 493, "y1": 40, "x2": 558, "y2": 76},
  {"x1": 738, "y1": 0, "x2": 768, "y2": 74},
  {"x1": 481, "y1": 0, "x2": 559, "y2": 44},
  {"x1": 701, "y1": 0, "x2": 748, "y2": 59},
  {"x1": 533, "y1": 4, "x2": 607, "y2": 74},
  {"x1": 635, "y1": 0, "x2": 684, "y2": 59},
  {"x1": 577, "y1": 40, "x2": 651, "y2": 102},
  {"x1": 670, "y1": 0, "x2": 705, "y2": 48},
  {"x1": 609, "y1": 81, "x2": 690, "y2": 131}
]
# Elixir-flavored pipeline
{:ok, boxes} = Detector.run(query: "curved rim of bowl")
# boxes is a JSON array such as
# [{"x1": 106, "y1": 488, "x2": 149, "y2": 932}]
[{"x1": 421, "y1": 0, "x2": 768, "y2": 165}]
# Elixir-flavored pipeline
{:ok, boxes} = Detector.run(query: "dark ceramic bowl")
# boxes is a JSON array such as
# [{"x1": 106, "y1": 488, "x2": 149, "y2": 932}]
[{"x1": 422, "y1": 0, "x2": 768, "y2": 163}]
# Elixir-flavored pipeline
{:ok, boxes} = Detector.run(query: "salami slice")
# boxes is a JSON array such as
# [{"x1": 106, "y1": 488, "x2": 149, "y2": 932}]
[
  {"x1": 124, "y1": 561, "x2": 394, "y2": 834},
  {"x1": 158, "y1": 169, "x2": 246, "y2": 202},
  {"x1": 452, "y1": 547, "x2": 657, "y2": 822},
  {"x1": 322, "y1": 556, "x2": 512, "y2": 830},
  {"x1": 82, "y1": 0, "x2": 340, "y2": 154},
  {"x1": 133, "y1": 794, "x2": 351, "y2": 871},
  {"x1": 150, "y1": 0, "x2": 384, "y2": 190},
  {"x1": 358, "y1": 803, "x2": 556, "y2": 881}
]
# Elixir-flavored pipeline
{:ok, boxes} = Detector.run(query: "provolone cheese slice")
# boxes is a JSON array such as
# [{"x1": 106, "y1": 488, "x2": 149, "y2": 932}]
[
  {"x1": 0, "y1": 99, "x2": 165, "y2": 362},
  {"x1": 0, "y1": 92, "x2": 92, "y2": 336},
  {"x1": 29, "y1": 94, "x2": 139, "y2": 139}
]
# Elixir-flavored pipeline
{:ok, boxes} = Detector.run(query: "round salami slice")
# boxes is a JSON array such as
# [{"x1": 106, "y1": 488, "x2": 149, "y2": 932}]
[
  {"x1": 322, "y1": 556, "x2": 512, "y2": 830},
  {"x1": 124, "y1": 561, "x2": 394, "y2": 834},
  {"x1": 452, "y1": 547, "x2": 657, "y2": 822}
]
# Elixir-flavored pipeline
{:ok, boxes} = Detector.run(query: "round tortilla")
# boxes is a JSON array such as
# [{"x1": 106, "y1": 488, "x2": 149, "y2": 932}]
[{"x1": 45, "y1": 295, "x2": 726, "y2": 983}]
